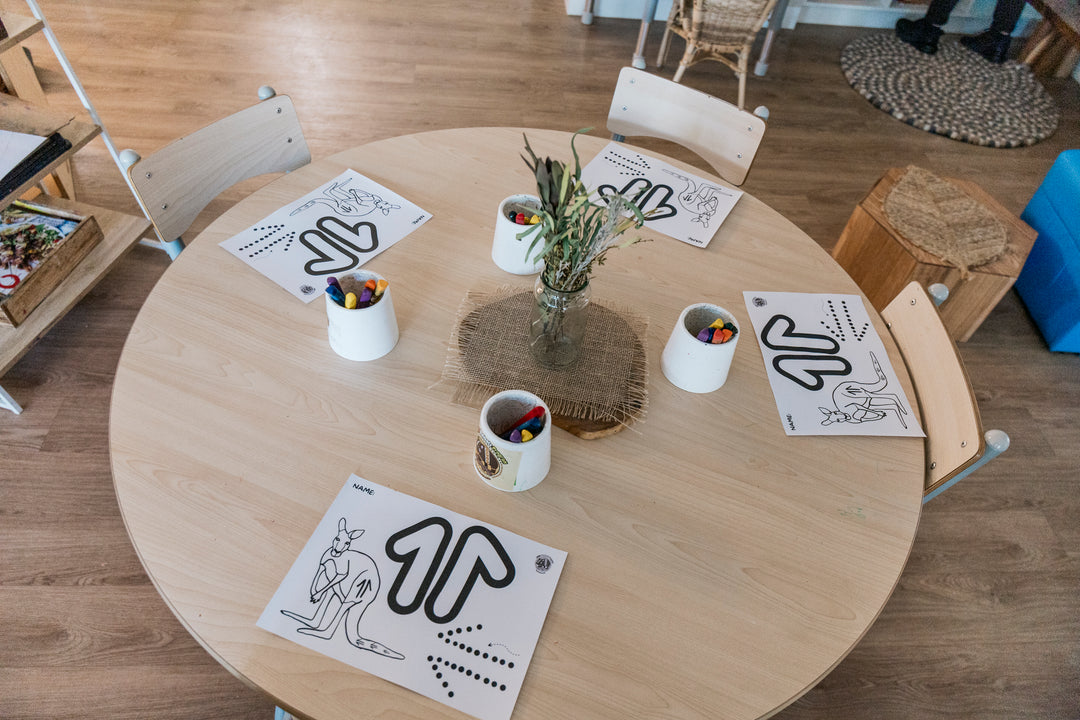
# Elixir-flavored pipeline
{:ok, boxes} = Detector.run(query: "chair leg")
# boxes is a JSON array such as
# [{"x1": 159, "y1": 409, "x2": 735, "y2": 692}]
[
  {"x1": 0, "y1": 383, "x2": 23, "y2": 414},
  {"x1": 581, "y1": 0, "x2": 594, "y2": 24},
  {"x1": 673, "y1": 42, "x2": 697, "y2": 82},
  {"x1": 657, "y1": 26, "x2": 673, "y2": 67},
  {"x1": 922, "y1": 429, "x2": 1011, "y2": 503},
  {"x1": 163, "y1": 238, "x2": 185, "y2": 260},
  {"x1": 737, "y1": 52, "x2": 749, "y2": 110}
]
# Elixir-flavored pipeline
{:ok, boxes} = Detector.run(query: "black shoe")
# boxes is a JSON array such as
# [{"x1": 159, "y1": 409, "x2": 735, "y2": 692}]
[
  {"x1": 896, "y1": 17, "x2": 943, "y2": 54},
  {"x1": 960, "y1": 29, "x2": 1010, "y2": 63}
]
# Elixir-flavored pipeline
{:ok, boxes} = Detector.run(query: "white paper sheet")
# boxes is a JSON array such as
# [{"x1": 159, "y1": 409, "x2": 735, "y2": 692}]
[
  {"x1": 0, "y1": 129, "x2": 47, "y2": 179},
  {"x1": 580, "y1": 141, "x2": 742, "y2": 248},
  {"x1": 258, "y1": 475, "x2": 566, "y2": 720},
  {"x1": 220, "y1": 169, "x2": 432, "y2": 301},
  {"x1": 743, "y1": 291, "x2": 925, "y2": 437}
]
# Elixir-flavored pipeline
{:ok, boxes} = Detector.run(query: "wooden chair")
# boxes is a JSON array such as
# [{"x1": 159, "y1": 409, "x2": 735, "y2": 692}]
[
  {"x1": 882, "y1": 281, "x2": 1010, "y2": 503},
  {"x1": 656, "y1": 0, "x2": 779, "y2": 110},
  {"x1": 606, "y1": 66, "x2": 768, "y2": 187},
  {"x1": 119, "y1": 86, "x2": 310, "y2": 259}
]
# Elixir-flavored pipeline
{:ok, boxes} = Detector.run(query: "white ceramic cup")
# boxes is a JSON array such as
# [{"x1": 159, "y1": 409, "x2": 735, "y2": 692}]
[
  {"x1": 474, "y1": 389, "x2": 552, "y2": 492},
  {"x1": 491, "y1": 194, "x2": 545, "y2": 275},
  {"x1": 325, "y1": 270, "x2": 399, "y2": 362},
  {"x1": 661, "y1": 303, "x2": 740, "y2": 393}
]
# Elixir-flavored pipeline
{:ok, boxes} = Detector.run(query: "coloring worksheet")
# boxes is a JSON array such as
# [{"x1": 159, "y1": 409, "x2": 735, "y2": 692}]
[
  {"x1": 743, "y1": 291, "x2": 925, "y2": 437},
  {"x1": 580, "y1": 142, "x2": 742, "y2": 248},
  {"x1": 257, "y1": 475, "x2": 566, "y2": 720},
  {"x1": 220, "y1": 170, "x2": 431, "y2": 302}
]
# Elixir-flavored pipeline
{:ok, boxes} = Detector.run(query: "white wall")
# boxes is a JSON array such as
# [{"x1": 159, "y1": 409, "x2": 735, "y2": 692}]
[{"x1": 564, "y1": 0, "x2": 672, "y2": 21}]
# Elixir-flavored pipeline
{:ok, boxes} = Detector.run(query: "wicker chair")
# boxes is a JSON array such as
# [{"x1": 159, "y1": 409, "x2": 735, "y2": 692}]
[{"x1": 657, "y1": 0, "x2": 778, "y2": 110}]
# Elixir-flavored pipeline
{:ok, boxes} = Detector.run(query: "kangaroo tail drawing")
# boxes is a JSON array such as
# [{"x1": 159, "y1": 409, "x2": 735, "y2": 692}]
[{"x1": 869, "y1": 351, "x2": 886, "y2": 381}]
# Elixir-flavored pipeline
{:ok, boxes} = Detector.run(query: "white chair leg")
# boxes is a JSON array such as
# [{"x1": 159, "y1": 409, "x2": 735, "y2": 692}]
[
  {"x1": 673, "y1": 59, "x2": 688, "y2": 82},
  {"x1": 0, "y1": 383, "x2": 23, "y2": 414},
  {"x1": 657, "y1": 26, "x2": 673, "y2": 67},
  {"x1": 922, "y1": 429, "x2": 1011, "y2": 503},
  {"x1": 755, "y1": 26, "x2": 777, "y2": 76},
  {"x1": 581, "y1": 0, "x2": 594, "y2": 24},
  {"x1": 631, "y1": 0, "x2": 658, "y2": 69}
]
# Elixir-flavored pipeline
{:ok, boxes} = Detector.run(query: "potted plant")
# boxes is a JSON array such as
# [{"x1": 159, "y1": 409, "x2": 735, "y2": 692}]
[{"x1": 520, "y1": 131, "x2": 648, "y2": 368}]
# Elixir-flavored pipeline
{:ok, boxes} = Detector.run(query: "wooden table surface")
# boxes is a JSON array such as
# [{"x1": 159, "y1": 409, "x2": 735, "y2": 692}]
[{"x1": 109, "y1": 128, "x2": 925, "y2": 720}]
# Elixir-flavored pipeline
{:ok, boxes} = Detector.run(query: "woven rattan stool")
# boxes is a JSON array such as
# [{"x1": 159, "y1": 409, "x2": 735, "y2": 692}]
[{"x1": 833, "y1": 168, "x2": 1037, "y2": 342}]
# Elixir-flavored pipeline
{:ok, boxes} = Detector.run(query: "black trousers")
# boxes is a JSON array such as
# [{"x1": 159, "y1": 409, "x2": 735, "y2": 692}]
[{"x1": 925, "y1": 0, "x2": 1024, "y2": 33}]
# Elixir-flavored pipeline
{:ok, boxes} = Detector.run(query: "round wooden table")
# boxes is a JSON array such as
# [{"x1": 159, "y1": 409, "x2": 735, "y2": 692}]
[{"x1": 110, "y1": 128, "x2": 924, "y2": 720}]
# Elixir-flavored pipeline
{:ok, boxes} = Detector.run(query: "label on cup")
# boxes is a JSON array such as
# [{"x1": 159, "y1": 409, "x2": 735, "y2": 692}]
[{"x1": 474, "y1": 430, "x2": 523, "y2": 491}]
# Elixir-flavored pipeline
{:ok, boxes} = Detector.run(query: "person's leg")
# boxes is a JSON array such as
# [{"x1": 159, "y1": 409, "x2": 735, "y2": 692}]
[
  {"x1": 896, "y1": 0, "x2": 961, "y2": 53},
  {"x1": 924, "y1": 0, "x2": 962, "y2": 26},
  {"x1": 960, "y1": 0, "x2": 1022, "y2": 63},
  {"x1": 989, "y1": 0, "x2": 1023, "y2": 34}
]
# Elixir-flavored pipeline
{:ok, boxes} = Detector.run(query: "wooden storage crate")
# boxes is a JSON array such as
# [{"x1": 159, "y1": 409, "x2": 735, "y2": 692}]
[
  {"x1": 832, "y1": 168, "x2": 1037, "y2": 342},
  {"x1": 0, "y1": 202, "x2": 103, "y2": 326}
]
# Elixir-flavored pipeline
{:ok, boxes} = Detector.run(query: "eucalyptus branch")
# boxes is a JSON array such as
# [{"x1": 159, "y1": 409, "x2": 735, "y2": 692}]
[{"x1": 522, "y1": 131, "x2": 650, "y2": 292}]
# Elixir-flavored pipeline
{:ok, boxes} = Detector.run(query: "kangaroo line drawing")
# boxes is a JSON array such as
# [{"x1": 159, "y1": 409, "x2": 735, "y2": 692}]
[
  {"x1": 280, "y1": 517, "x2": 404, "y2": 660},
  {"x1": 819, "y1": 351, "x2": 909, "y2": 428},
  {"x1": 289, "y1": 179, "x2": 400, "y2": 218}
]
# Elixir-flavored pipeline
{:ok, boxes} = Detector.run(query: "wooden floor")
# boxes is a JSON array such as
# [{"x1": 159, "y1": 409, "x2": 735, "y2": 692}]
[{"x1": 2, "y1": 1, "x2": 1078, "y2": 718}]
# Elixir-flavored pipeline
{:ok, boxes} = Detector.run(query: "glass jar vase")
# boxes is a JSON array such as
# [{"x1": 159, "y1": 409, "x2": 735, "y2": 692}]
[{"x1": 528, "y1": 274, "x2": 591, "y2": 369}]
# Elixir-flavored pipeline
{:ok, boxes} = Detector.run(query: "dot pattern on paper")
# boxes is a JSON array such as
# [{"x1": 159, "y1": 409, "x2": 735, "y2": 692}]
[
  {"x1": 428, "y1": 624, "x2": 515, "y2": 699},
  {"x1": 603, "y1": 149, "x2": 652, "y2": 176},
  {"x1": 821, "y1": 299, "x2": 868, "y2": 342},
  {"x1": 239, "y1": 224, "x2": 297, "y2": 257}
]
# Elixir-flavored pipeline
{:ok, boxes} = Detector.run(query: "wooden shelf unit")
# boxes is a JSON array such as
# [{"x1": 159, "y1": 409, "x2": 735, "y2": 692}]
[
  {"x1": 0, "y1": 13, "x2": 44, "y2": 54},
  {"x1": 0, "y1": 8, "x2": 150, "y2": 414},
  {"x1": 0, "y1": 91, "x2": 100, "y2": 204}
]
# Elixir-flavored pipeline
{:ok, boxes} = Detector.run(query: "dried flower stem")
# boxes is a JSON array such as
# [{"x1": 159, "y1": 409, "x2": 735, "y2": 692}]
[{"x1": 521, "y1": 131, "x2": 648, "y2": 291}]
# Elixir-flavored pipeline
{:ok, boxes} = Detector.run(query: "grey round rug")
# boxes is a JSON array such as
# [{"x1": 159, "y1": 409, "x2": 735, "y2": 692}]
[{"x1": 840, "y1": 33, "x2": 1060, "y2": 147}]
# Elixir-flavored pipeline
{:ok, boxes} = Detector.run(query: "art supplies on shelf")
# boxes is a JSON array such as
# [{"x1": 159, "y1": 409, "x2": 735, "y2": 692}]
[
  {"x1": 0, "y1": 200, "x2": 102, "y2": 326},
  {"x1": 0, "y1": 129, "x2": 72, "y2": 198}
]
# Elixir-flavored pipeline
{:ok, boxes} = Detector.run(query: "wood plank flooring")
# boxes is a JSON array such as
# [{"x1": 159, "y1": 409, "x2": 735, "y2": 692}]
[{"x1": 1, "y1": 1, "x2": 1078, "y2": 718}]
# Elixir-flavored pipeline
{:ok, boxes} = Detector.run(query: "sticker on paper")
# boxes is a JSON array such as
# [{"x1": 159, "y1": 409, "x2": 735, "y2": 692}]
[
  {"x1": 257, "y1": 475, "x2": 566, "y2": 720},
  {"x1": 580, "y1": 142, "x2": 742, "y2": 248},
  {"x1": 220, "y1": 170, "x2": 431, "y2": 301},
  {"x1": 743, "y1": 291, "x2": 925, "y2": 437}
]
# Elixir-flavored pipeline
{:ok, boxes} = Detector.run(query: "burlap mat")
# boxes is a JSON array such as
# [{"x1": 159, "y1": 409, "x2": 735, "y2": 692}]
[
  {"x1": 883, "y1": 165, "x2": 1008, "y2": 277},
  {"x1": 441, "y1": 287, "x2": 648, "y2": 429}
]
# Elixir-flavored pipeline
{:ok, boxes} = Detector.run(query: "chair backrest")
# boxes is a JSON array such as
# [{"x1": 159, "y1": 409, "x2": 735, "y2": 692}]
[
  {"x1": 606, "y1": 67, "x2": 766, "y2": 186},
  {"x1": 123, "y1": 90, "x2": 310, "y2": 245},
  {"x1": 683, "y1": 0, "x2": 778, "y2": 48},
  {"x1": 882, "y1": 281, "x2": 985, "y2": 497}
]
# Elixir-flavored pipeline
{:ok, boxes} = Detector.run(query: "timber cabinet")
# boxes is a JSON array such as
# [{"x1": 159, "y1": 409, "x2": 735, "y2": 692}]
[{"x1": 0, "y1": 4, "x2": 150, "y2": 414}]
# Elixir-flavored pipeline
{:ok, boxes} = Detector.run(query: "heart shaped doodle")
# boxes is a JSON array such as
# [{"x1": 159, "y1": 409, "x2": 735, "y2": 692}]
[
  {"x1": 761, "y1": 314, "x2": 840, "y2": 354},
  {"x1": 597, "y1": 178, "x2": 678, "y2": 221},
  {"x1": 300, "y1": 216, "x2": 380, "y2": 276},
  {"x1": 772, "y1": 354, "x2": 852, "y2": 391}
]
